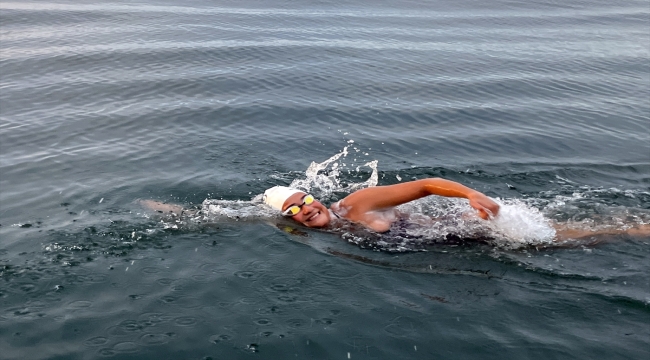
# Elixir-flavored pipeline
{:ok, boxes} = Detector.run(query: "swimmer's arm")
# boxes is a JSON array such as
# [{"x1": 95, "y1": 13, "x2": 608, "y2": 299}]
[
  {"x1": 341, "y1": 178, "x2": 499, "y2": 220},
  {"x1": 553, "y1": 223, "x2": 650, "y2": 242}
]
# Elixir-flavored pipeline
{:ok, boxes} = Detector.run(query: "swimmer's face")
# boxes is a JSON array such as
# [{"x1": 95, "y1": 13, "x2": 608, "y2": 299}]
[{"x1": 282, "y1": 192, "x2": 331, "y2": 228}]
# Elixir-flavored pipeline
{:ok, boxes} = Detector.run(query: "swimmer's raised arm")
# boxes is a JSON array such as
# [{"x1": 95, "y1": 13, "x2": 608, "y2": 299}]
[{"x1": 340, "y1": 178, "x2": 499, "y2": 220}]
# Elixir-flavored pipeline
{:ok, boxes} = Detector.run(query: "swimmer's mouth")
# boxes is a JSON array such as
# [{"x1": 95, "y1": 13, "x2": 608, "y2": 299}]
[{"x1": 306, "y1": 211, "x2": 321, "y2": 222}]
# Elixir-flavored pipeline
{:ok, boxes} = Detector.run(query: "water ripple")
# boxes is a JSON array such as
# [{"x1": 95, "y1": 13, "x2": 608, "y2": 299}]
[{"x1": 0, "y1": 2, "x2": 648, "y2": 357}]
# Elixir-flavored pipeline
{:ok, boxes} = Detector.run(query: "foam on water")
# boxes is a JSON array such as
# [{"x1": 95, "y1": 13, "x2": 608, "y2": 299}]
[
  {"x1": 361, "y1": 196, "x2": 558, "y2": 250},
  {"x1": 200, "y1": 199, "x2": 273, "y2": 220},
  {"x1": 486, "y1": 199, "x2": 556, "y2": 247}
]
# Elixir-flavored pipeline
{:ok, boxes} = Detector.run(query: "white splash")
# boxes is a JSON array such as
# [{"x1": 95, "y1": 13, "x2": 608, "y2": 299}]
[
  {"x1": 381, "y1": 196, "x2": 557, "y2": 249},
  {"x1": 200, "y1": 199, "x2": 272, "y2": 220},
  {"x1": 486, "y1": 199, "x2": 556, "y2": 246},
  {"x1": 288, "y1": 145, "x2": 378, "y2": 200}
]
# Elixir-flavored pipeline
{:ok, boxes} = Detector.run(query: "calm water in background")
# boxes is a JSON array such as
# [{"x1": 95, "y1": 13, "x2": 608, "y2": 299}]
[{"x1": 1, "y1": 0, "x2": 649, "y2": 359}]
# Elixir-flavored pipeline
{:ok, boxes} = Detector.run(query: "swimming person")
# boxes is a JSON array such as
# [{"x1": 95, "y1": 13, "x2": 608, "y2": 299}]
[
  {"x1": 140, "y1": 176, "x2": 650, "y2": 244},
  {"x1": 263, "y1": 178, "x2": 499, "y2": 233}
]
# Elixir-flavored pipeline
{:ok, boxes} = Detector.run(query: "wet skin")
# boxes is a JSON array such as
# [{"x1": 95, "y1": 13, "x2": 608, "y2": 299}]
[{"x1": 282, "y1": 192, "x2": 331, "y2": 228}]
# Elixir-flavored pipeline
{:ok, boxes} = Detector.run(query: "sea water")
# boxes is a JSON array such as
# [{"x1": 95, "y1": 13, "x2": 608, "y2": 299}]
[{"x1": 1, "y1": 0, "x2": 649, "y2": 359}]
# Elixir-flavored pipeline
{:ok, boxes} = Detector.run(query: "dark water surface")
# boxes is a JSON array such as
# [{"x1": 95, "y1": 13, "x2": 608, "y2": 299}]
[{"x1": 1, "y1": 0, "x2": 649, "y2": 359}]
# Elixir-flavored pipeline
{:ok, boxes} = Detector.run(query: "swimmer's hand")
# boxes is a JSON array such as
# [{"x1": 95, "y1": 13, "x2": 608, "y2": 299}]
[{"x1": 467, "y1": 192, "x2": 500, "y2": 220}]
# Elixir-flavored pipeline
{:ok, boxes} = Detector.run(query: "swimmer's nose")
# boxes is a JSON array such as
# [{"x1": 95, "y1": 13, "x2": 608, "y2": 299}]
[
  {"x1": 302, "y1": 204, "x2": 311, "y2": 214},
  {"x1": 302, "y1": 202, "x2": 317, "y2": 215}
]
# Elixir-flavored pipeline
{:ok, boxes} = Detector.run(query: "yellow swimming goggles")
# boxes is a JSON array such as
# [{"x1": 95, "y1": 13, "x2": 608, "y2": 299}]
[{"x1": 282, "y1": 194, "x2": 315, "y2": 216}]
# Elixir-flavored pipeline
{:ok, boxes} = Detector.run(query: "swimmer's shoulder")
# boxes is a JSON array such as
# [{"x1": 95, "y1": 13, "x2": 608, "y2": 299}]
[
  {"x1": 329, "y1": 200, "x2": 393, "y2": 233},
  {"x1": 329, "y1": 201, "x2": 344, "y2": 215}
]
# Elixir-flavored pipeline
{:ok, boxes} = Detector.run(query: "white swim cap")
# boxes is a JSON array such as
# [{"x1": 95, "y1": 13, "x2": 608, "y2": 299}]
[{"x1": 263, "y1": 186, "x2": 303, "y2": 211}]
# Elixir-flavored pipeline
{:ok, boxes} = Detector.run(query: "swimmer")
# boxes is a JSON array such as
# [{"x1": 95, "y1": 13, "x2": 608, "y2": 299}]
[
  {"x1": 141, "y1": 178, "x2": 496, "y2": 232},
  {"x1": 140, "y1": 177, "x2": 650, "y2": 242},
  {"x1": 263, "y1": 178, "x2": 499, "y2": 232},
  {"x1": 262, "y1": 180, "x2": 650, "y2": 241}
]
